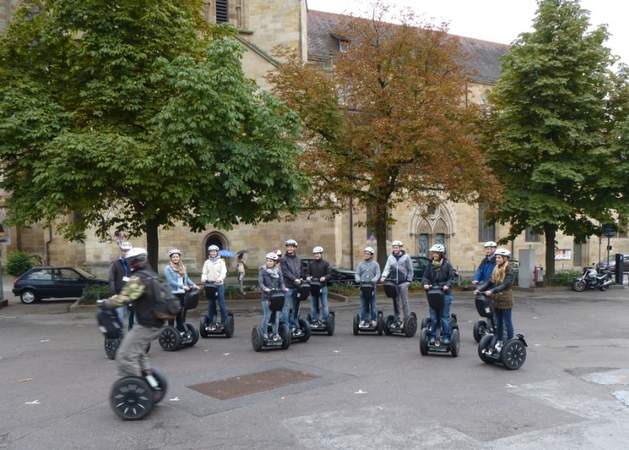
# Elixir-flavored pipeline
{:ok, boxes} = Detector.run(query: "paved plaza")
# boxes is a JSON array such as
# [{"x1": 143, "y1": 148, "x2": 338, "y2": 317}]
[{"x1": 1, "y1": 288, "x2": 629, "y2": 449}]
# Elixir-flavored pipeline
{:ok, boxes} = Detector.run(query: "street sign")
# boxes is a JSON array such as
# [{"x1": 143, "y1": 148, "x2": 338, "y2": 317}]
[{"x1": 602, "y1": 224, "x2": 616, "y2": 238}]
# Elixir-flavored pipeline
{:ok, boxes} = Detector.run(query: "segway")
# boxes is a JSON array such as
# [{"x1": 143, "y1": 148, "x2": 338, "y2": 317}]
[
  {"x1": 353, "y1": 282, "x2": 384, "y2": 335},
  {"x1": 473, "y1": 292, "x2": 495, "y2": 343},
  {"x1": 288, "y1": 282, "x2": 311, "y2": 343},
  {"x1": 110, "y1": 368, "x2": 168, "y2": 420},
  {"x1": 199, "y1": 282, "x2": 235, "y2": 338},
  {"x1": 478, "y1": 331, "x2": 527, "y2": 370},
  {"x1": 251, "y1": 290, "x2": 291, "y2": 351},
  {"x1": 158, "y1": 288, "x2": 200, "y2": 351},
  {"x1": 97, "y1": 305, "x2": 124, "y2": 360},
  {"x1": 306, "y1": 279, "x2": 335, "y2": 336},
  {"x1": 419, "y1": 286, "x2": 460, "y2": 357},
  {"x1": 382, "y1": 280, "x2": 417, "y2": 337}
]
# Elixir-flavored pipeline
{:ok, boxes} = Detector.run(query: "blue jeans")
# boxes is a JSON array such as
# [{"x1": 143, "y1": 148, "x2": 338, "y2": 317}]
[
  {"x1": 260, "y1": 298, "x2": 280, "y2": 335},
  {"x1": 285, "y1": 288, "x2": 298, "y2": 328},
  {"x1": 310, "y1": 286, "x2": 329, "y2": 321},
  {"x1": 429, "y1": 293, "x2": 452, "y2": 340},
  {"x1": 495, "y1": 308, "x2": 514, "y2": 341},
  {"x1": 207, "y1": 284, "x2": 227, "y2": 323},
  {"x1": 359, "y1": 288, "x2": 377, "y2": 322}
]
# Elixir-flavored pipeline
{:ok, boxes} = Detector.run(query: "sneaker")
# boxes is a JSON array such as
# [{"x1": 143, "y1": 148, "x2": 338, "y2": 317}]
[
  {"x1": 371, "y1": 320, "x2": 377, "y2": 328},
  {"x1": 359, "y1": 320, "x2": 366, "y2": 328},
  {"x1": 429, "y1": 337, "x2": 436, "y2": 346},
  {"x1": 442, "y1": 337, "x2": 450, "y2": 345},
  {"x1": 272, "y1": 334, "x2": 281, "y2": 342},
  {"x1": 262, "y1": 333, "x2": 269, "y2": 340},
  {"x1": 495, "y1": 341, "x2": 503, "y2": 352},
  {"x1": 209, "y1": 324, "x2": 217, "y2": 332},
  {"x1": 397, "y1": 321, "x2": 404, "y2": 329}
]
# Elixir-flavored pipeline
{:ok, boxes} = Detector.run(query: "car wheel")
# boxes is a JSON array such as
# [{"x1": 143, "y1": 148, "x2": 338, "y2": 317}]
[{"x1": 20, "y1": 289, "x2": 38, "y2": 305}]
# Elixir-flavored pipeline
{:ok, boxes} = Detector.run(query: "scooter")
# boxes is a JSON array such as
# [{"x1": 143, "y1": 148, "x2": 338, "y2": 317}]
[
  {"x1": 352, "y1": 283, "x2": 384, "y2": 335},
  {"x1": 419, "y1": 286, "x2": 460, "y2": 357},
  {"x1": 251, "y1": 290, "x2": 291, "y2": 351},
  {"x1": 158, "y1": 288, "x2": 200, "y2": 351},
  {"x1": 199, "y1": 282, "x2": 235, "y2": 338},
  {"x1": 476, "y1": 295, "x2": 527, "y2": 370},
  {"x1": 288, "y1": 282, "x2": 312, "y2": 343},
  {"x1": 473, "y1": 292, "x2": 495, "y2": 343},
  {"x1": 382, "y1": 280, "x2": 417, "y2": 337},
  {"x1": 306, "y1": 279, "x2": 335, "y2": 336},
  {"x1": 110, "y1": 368, "x2": 168, "y2": 420}
]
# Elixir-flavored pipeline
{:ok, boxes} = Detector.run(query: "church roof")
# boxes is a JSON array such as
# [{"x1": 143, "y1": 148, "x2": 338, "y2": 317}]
[{"x1": 307, "y1": 10, "x2": 509, "y2": 85}]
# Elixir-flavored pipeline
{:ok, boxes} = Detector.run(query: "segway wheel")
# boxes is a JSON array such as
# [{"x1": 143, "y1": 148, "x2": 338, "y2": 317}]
[
  {"x1": 159, "y1": 327, "x2": 181, "y2": 351},
  {"x1": 185, "y1": 323, "x2": 199, "y2": 347},
  {"x1": 450, "y1": 329, "x2": 460, "y2": 357},
  {"x1": 151, "y1": 368, "x2": 168, "y2": 403},
  {"x1": 110, "y1": 377, "x2": 154, "y2": 420},
  {"x1": 501, "y1": 339, "x2": 527, "y2": 370},
  {"x1": 352, "y1": 314, "x2": 359, "y2": 336},
  {"x1": 473, "y1": 320, "x2": 487, "y2": 343},
  {"x1": 104, "y1": 337, "x2": 121, "y2": 360},
  {"x1": 405, "y1": 313, "x2": 417, "y2": 338},
  {"x1": 326, "y1": 312, "x2": 335, "y2": 336},
  {"x1": 199, "y1": 316, "x2": 210, "y2": 338},
  {"x1": 298, "y1": 318, "x2": 311, "y2": 342},
  {"x1": 224, "y1": 313, "x2": 235, "y2": 338},
  {"x1": 384, "y1": 315, "x2": 394, "y2": 336},
  {"x1": 478, "y1": 334, "x2": 495, "y2": 364},
  {"x1": 419, "y1": 328, "x2": 429, "y2": 356},
  {"x1": 251, "y1": 327, "x2": 263, "y2": 352},
  {"x1": 377, "y1": 311, "x2": 384, "y2": 336},
  {"x1": 279, "y1": 324, "x2": 291, "y2": 349}
]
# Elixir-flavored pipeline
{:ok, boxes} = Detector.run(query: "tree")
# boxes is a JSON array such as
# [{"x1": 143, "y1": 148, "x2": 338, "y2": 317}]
[
  {"x1": 0, "y1": 0, "x2": 308, "y2": 269},
  {"x1": 268, "y1": 5, "x2": 499, "y2": 267},
  {"x1": 485, "y1": 0, "x2": 622, "y2": 280}
]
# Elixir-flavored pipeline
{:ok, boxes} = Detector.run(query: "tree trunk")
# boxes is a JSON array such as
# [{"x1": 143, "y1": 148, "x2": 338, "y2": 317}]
[
  {"x1": 543, "y1": 224, "x2": 556, "y2": 286},
  {"x1": 374, "y1": 202, "x2": 388, "y2": 269},
  {"x1": 146, "y1": 219, "x2": 159, "y2": 272}
]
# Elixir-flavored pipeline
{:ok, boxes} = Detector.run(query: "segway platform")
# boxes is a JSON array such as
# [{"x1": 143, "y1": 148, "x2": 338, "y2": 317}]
[
  {"x1": 199, "y1": 283, "x2": 235, "y2": 338},
  {"x1": 419, "y1": 287, "x2": 460, "y2": 357},
  {"x1": 251, "y1": 291, "x2": 291, "y2": 351},
  {"x1": 110, "y1": 368, "x2": 168, "y2": 420},
  {"x1": 382, "y1": 280, "x2": 417, "y2": 337},
  {"x1": 478, "y1": 333, "x2": 527, "y2": 370},
  {"x1": 307, "y1": 280, "x2": 335, "y2": 336}
]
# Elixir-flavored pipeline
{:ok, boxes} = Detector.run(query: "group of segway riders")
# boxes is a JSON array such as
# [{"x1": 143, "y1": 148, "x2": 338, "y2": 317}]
[{"x1": 97, "y1": 238, "x2": 525, "y2": 420}]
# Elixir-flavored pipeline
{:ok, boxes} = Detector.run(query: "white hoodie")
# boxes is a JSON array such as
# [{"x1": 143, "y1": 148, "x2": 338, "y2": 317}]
[{"x1": 201, "y1": 257, "x2": 227, "y2": 284}]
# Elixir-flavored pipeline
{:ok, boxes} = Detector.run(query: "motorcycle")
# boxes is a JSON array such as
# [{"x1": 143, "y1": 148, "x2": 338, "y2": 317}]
[{"x1": 572, "y1": 264, "x2": 614, "y2": 292}]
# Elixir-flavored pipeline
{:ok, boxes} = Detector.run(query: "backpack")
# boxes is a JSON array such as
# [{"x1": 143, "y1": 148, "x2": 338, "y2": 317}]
[{"x1": 137, "y1": 270, "x2": 181, "y2": 320}]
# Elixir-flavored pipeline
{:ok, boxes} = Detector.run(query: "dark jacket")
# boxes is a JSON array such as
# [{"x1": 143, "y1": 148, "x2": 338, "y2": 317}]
[
  {"x1": 280, "y1": 253, "x2": 302, "y2": 288},
  {"x1": 258, "y1": 266, "x2": 286, "y2": 300},
  {"x1": 305, "y1": 259, "x2": 331, "y2": 285},
  {"x1": 421, "y1": 258, "x2": 457, "y2": 289},
  {"x1": 473, "y1": 255, "x2": 496, "y2": 283},
  {"x1": 131, "y1": 268, "x2": 165, "y2": 328},
  {"x1": 108, "y1": 257, "x2": 129, "y2": 295},
  {"x1": 478, "y1": 264, "x2": 515, "y2": 309}
]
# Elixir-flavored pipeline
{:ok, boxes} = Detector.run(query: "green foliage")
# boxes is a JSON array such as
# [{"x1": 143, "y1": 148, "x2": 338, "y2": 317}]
[
  {"x1": 0, "y1": 0, "x2": 308, "y2": 268},
  {"x1": 547, "y1": 270, "x2": 582, "y2": 287},
  {"x1": 6, "y1": 251, "x2": 37, "y2": 276},
  {"x1": 485, "y1": 0, "x2": 624, "y2": 277},
  {"x1": 328, "y1": 284, "x2": 358, "y2": 297},
  {"x1": 80, "y1": 284, "x2": 112, "y2": 304}
]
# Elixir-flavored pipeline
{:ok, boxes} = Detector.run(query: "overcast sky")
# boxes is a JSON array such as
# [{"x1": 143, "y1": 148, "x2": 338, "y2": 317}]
[{"x1": 307, "y1": 0, "x2": 629, "y2": 65}]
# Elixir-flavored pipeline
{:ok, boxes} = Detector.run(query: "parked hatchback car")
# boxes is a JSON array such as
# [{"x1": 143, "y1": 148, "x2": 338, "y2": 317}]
[
  {"x1": 13, "y1": 267, "x2": 108, "y2": 304},
  {"x1": 300, "y1": 258, "x2": 358, "y2": 286},
  {"x1": 410, "y1": 256, "x2": 431, "y2": 281}
]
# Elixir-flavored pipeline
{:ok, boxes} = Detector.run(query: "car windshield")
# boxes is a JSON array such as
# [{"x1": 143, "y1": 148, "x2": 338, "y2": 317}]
[{"x1": 74, "y1": 268, "x2": 96, "y2": 279}]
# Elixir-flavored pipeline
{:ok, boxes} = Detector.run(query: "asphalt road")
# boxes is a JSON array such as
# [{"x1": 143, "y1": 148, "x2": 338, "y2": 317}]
[{"x1": 1, "y1": 288, "x2": 629, "y2": 450}]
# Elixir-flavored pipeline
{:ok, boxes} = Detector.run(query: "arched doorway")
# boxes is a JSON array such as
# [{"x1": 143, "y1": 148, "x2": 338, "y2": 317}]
[
  {"x1": 410, "y1": 205, "x2": 453, "y2": 256},
  {"x1": 203, "y1": 231, "x2": 229, "y2": 256}
]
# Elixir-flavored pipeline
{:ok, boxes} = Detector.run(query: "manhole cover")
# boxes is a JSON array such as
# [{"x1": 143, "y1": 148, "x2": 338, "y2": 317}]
[{"x1": 188, "y1": 368, "x2": 319, "y2": 400}]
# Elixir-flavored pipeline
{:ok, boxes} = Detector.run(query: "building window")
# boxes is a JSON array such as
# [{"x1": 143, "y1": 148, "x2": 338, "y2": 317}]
[
  {"x1": 525, "y1": 227, "x2": 541, "y2": 242},
  {"x1": 418, "y1": 234, "x2": 429, "y2": 256},
  {"x1": 216, "y1": 0, "x2": 229, "y2": 23},
  {"x1": 478, "y1": 204, "x2": 495, "y2": 242}
]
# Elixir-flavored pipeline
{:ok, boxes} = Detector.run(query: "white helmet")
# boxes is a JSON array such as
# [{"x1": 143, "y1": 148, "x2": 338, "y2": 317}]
[
  {"x1": 392, "y1": 240, "x2": 403, "y2": 247},
  {"x1": 312, "y1": 246, "x2": 324, "y2": 254},
  {"x1": 285, "y1": 239, "x2": 298, "y2": 247},
  {"x1": 265, "y1": 252, "x2": 279, "y2": 261},
  {"x1": 118, "y1": 241, "x2": 133, "y2": 251},
  {"x1": 207, "y1": 244, "x2": 220, "y2": 252},
  {"x1": 484, "y1": 241, "x2": 497, "y2": 248},
  {"x1": 125, "y1": 247, "x2": 147, "y2": 261},
  {"x1": 168, "y1": 248, "x2": 182, "y2": 257},
  {"x1": 429, "y1": 243, "x2": 446, "y2": 253},
  {"x1": 364, "y1": 246, "x2": 375, "y2": 254},
  {"x1": 494, "y1": 248, "x2": 511, "y2": 258}
]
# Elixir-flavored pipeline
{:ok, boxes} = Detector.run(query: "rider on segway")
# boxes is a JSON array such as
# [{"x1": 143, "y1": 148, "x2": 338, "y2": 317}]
[
  {"x1": 201, "y1": 244, "x2": 228, "y2": 331},
  {"x1": 355, "y1": 247, "x2": 381, "y2": 329},
  {"x1": 381, "y1": 240, "x2": 414, "y2": 329},
  {"x1": 280, "y1": 239, "x2": 303, "y2": 332},
  {"x1": 305, "y1": 246, "x2": 331, "y2": 328},
  {"x1": 421, "y1": 244, "x2": 457, "y2": 346},
  {"x1": 258, "y1": 252, "x2": 289, "y2": 342}
]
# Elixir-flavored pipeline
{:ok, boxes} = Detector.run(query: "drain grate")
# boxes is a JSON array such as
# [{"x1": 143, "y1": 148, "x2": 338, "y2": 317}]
[{"x1": 188, "y1": 368, "x2": 319, "y2": 400}]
